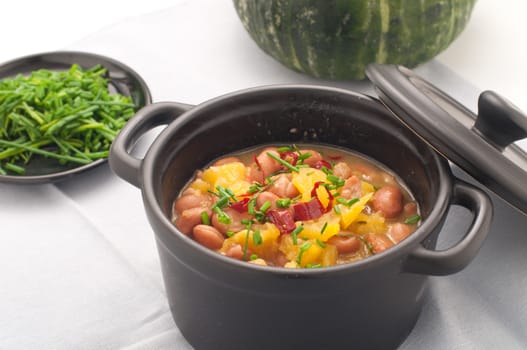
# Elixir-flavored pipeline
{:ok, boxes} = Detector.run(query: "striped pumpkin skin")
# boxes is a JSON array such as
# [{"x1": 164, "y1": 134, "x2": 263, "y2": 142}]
[{"x1": 233, "y1": 0, "x2": 477, "y2": 79}]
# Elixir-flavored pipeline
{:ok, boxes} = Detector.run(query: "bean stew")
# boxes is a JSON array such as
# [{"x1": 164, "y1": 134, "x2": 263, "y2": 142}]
[{"x1": 172, "y1": 145, "x2": 420, "y2": 268}]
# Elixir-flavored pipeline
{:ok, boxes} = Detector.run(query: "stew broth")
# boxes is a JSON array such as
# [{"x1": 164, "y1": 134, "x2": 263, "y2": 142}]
[{"x1": 172, "y1": 144, "x2": 420, "y2": 268}]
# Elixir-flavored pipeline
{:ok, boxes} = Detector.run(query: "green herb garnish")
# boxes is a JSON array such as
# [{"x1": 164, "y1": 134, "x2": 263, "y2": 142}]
[
  {"x1": 0, "y1": 64, "x2": 136, "y2": 174},
  {"x1": 253, "y1": 230, "x2": 263, "y2": 246},
  {"x1": 200, "y1": 211, "x2": 210, "y2": 225},
  {"x1": 266, "y1": 151, "x2": 299, "y2": 173},
  {"x1": 296, "y1": 242, "x2": 312, "y2": 265},
  {"x1": 276, "y1": 146, "x2": 292, "y2": 153},
  {"x1": 291, "y1": 225, "x2": 303, "y2": 245},
  {"x1": 259, "y1": 200, "x2": 271, "y2": 213},
  {"x1": 404, "y1": 214, "x2": 421, "y2": 225},
  {"x1": 242, "y1": 219, "x2": 253, "y2": 261},
  {"x1": 276, "y1": 198, "x2": 291, "y2": 208},
  {"x1": 336, "y1": 197, "x2": 359, "y2": 207},
  {"x1": 327, "y1": 174, "x2": 345, "y2": 188}
]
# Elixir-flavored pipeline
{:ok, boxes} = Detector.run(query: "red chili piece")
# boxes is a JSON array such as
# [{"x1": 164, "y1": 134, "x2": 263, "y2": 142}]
[
  {"x1": 313, "y1": 160, "x2": 332, "y2": 169},
  {"x1": 229, "y1": 197, "x2": 250, "y2": 213},
  {"x1": 267, "y1": 209, "x2": 296, "y2": 234},
  {"x1": 280, "y1": 151, "x2": 299, "y2": 166},
  {"x1": 310, "y1": 181, "x2": 333, "y2": 212},
  {"x1": 293, "y1": 199, "x2": 325, "y2": 221}
]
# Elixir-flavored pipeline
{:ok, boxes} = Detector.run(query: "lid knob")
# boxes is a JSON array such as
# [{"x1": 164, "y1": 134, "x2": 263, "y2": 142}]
[{"x1": 474, "y1": 91, "x2": 527, "y2": 150}]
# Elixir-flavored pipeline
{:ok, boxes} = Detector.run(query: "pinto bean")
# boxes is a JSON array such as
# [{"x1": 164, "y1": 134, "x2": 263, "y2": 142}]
[
  {"x1": 403, "y1": 202, "x2": 418, "y2": 216},
  {"x1": 340, "y1": 176, "x2": 362, "y2": 199},
  {"x1": 213, "y1": 156, "x2": 242, "y2": 166},
  {"x1": 175, "y1": 207, "x2": 211, "y2": 235},
  {"x1": 367, "y1": 234, "x2": 394, "y2": 254},
  {"x1": 193, "y1": 225, "x2": 225, "y2": 250},
  {"x1": 225, "y1": 244, "x2": 252, "y2": 260},
  {"x1": 301, "y1": 150, "x2": 323, "y2": 167},
  {"x1": 174, "y1": 194, "x2": 213, "y2": 214},
  {"x1": 255, "y1": 148, "x2": 282, "y2": 177},
  {"x1": 388, "y1": 223, "x2": 413, "y2": 244},
  {"x1": 247, "y1": 164, "x2": 264, "y2": 183},
  {"x1": 256, "y1": 191, "x2": 279, "y2": 210},
  {"x1": 212, "y1": 207, "x2": 252, "y2": 234},
  {"x1": 274, "y1": 252, "x2": 289, "y2": 267},
  {"x1": 332, "y1": 162, "x2": 352, "y2": 179},
  {"x1": 327, "y1": 235, "x2": 361, "y2": 254},
  {"x1": 372, "y1": 185, "x2": 403, "y2": 219},
  {"x1": 268, "y1": 174, "x2": 299, "y2": 198}
]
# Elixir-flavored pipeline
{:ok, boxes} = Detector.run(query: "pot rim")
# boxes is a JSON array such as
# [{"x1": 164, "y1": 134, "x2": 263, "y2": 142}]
[{"x1": 142, "y1": 84, "x2": 453, "y2": 276}]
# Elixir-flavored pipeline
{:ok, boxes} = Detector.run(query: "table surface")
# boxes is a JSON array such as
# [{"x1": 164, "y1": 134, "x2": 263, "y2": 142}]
[{"x1": 1, "y1": 1, "x2": 526, "y2": 349}]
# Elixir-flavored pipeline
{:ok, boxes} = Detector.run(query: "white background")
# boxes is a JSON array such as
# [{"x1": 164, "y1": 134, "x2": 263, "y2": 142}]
[{"x1": 0, "y1": 0, "x2": 526, "y2": 111}]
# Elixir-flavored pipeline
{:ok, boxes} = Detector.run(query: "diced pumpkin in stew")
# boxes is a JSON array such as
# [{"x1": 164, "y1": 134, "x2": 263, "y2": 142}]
[
  {"x1": 361, "y1": 181, "x2": 375, "y2": 194},
  {"x1": 349, "y1": 212, "x2": 387, "y2": 235},
  {"x1": 188, "y1": 178, "x2": 210, "y2": 194},
  {"x1": 201, "y1": 162, "x2": 250, "y2": 196},
  {"x1": 292, "y1": 167, "x2": 327, "y2": 202},
  {"x1": 220, "y1": 223, "x2": 280, "y2": 258},
  {"x1": 339, "y1": 192, "x2": 374, "y2": 229},
  {"x1": 297, "y1": 212, "x2": 340, "y2": 242}
]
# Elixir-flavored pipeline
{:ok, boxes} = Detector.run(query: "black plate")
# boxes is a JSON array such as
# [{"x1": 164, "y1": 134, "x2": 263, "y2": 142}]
[{"x1": 0, "y1": 51, "x2": 152, "y2": 184}]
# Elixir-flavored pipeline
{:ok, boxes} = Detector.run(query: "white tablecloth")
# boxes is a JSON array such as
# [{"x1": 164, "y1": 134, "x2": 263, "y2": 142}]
[{"x1": 1, "y1": 0, "x2": 526, "y2": 349}]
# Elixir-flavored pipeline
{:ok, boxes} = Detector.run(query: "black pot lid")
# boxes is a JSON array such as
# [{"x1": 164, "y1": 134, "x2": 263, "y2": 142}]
[{"x1": 366, "y1": 64, "x2": 527, "y2": 215}]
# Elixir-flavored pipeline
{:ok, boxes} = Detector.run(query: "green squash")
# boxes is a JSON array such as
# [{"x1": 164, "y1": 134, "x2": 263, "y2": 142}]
[{"x1": 233, "y1": 0, "x2": 477, "y2": 80}]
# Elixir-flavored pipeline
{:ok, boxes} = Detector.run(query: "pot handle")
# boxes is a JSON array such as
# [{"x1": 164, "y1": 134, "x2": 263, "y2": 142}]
[
  {"x1": 109, "y1": 102, "x2": 193, "y2": 188},
  {"x1": 403, "y1": 179, "x2": 493, "y2": 276}
]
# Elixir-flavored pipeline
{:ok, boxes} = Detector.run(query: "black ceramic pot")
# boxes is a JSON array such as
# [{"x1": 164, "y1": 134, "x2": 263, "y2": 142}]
[{"x1": 109, "y1": 85, "x2": 492, "y2": 349}]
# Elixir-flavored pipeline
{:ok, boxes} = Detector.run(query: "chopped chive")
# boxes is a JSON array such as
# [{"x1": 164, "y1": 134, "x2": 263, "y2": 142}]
[
  {"x1": 321, "y1": 166, "x2": 332, "y2": 175},
  {"x1": 250, "y1": 254, "x2": 259, "y2": 261},
  {"x1": 291, "y1": 225, "x2": 303, "y2": 245},
  {"x1": 4, "y1": 162, "x2": 25, "y2": 174},
  {"x1": 200, "y1": 211, "x2": 210, "y2": 225},
  {"x1": 336, "y1": 197, "x2": 360, "y2": 207},
  {"x1": 259, "y1": 200, "x2": 271, "y2": 213},
  {"x1": 276, "y1": 198, "x2": 291, "y2": 208},
  {"x1": 348, "y1": 197, "x2": 360, "y2": 206},
  {"x1": 213, "y1": 207, "x2": 231, "y2": 224},
  {"x1": 296, "y1": 242, "x2": 312, "y2": 265},
  {"x1": 404, "y1": 214, "x2": 421, "y2": 225},
  {"x1": 327, "y1": 174, "x2": 345, "y2": 188},
  {"x1": 226, "y1": 231, "x2": 235, "y2": 237},
  {"x1": 320, "y1": 222, "x2": 328, "y2": 234},
  {"x1": 336, "y1": 198, "x2": 348, "y2": 205},
  {"x1": 248, "y1": 198, "x2": 256, "y2": 215},
  {"x1": 316, "y1": 239, "x2": 326, "y2": 248},
  {"x1": 266, "y1": 151, "x2": 299, "y2": 173},
  {"x1": 333, "y1": 205, "x2": 342, "y2": 215},
  {"x1": 242, "y1": 220, "x2": 253, "y2": 261},
  {"x1": 248, "y1": 182, "x2": 263, "y2": 194},
  {"x1": 253, "y1": 230, "x2": 262, "y2": 246},
  {"x1": 306, "y1": 263, "x2": 322, "y2": 269},
  {"x1": 0, "y1": 64, "x2": 135, "y2": 174},
  {"x1": 276, "y1": 146, "x2": 292, "y2": 153},
  {"x1": 254, "y1": 211, "x2": 266, "y2": 223},
  {"x1": 211, "y1": 196, "x2": 230, "y2": 209},
  {"x1": 216, "y1": 185, "x2": 236, "y2": 201}
]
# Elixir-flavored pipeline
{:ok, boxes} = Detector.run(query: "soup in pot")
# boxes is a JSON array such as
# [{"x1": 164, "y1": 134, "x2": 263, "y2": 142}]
[{"x1": 172, "y1": 145, "x2": 420, "y2": 268}]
